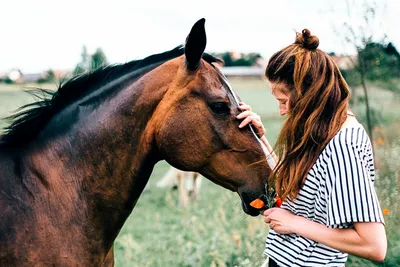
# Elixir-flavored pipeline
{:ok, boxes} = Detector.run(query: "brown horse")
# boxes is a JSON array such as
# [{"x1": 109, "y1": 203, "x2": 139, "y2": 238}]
[{"x1": 0, "y1": 19, "x2": 271, "y2": 266}]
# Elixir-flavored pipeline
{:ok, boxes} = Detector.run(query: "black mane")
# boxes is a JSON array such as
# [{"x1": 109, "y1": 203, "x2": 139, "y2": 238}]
[{"x1": 0, "y1": 46, "x2": 221, "y2": 148}]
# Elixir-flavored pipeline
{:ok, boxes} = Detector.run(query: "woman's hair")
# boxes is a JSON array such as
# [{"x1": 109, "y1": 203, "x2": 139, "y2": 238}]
[{"x1": 265, "y1": 29, "x2": 350, "y2": 201}]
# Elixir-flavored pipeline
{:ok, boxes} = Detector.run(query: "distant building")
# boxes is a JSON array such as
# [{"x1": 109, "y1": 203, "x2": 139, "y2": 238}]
[
  {"x1": 253, "y1": 57, "x2": 267, "y2": 67},
  {"x1": 220, "y1": 66, "x2": 265, "y2": 78},
  {"x1": 23, "y1": 73, "x2": 46, "y2": 83},
  {"x1": 0, "y1": 69, "x2": 71, "y2": 84},
  {"x1": 0, "y1": 69, "x2": 24, "y2": 83},
  {"x1": 330, "y1": 55, "x2": 357, "y2": 70},
  {"x1": 52, "y1": 69, "x2": 71, "y2": 80}
]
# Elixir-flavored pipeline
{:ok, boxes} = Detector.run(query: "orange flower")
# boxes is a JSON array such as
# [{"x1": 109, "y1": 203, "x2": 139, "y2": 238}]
[
  {"x1": 383, "y1": 208, "x2": 390, "y2": 215},
  {"x1": 377, "y1": 137, "x2": 385, "y2": 145},
  {"x1": 249, "y1": 198, "x2": 265, "y2": 209},
  {"x1": 274, "y1": 196, "x2": 282, "y2": 208}
]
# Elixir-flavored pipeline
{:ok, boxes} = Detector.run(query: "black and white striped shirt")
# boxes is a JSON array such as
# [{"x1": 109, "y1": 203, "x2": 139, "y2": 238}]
[{"x1": 264, "y1": 124, "x2": 384, "y2": 267}]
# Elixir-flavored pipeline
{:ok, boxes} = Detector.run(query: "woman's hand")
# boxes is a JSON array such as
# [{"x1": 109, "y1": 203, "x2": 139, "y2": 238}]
[
  {"x1": 263, "y1": 208, "x2": 297, "y2": 234},
  {"x1": 236, "y1": 102, "x2": 265, "y2": 138}
]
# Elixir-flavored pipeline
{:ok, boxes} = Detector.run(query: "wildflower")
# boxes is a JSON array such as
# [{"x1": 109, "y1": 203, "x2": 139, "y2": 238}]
[
  {"x1": 249, "y1": 195, "x2": 282, "y2": 209},
  {"x1": 377, "y1": 137, "x2": 385, "y2": 145},
  {"x1": 383, "y1": 208, "x2": 390, "y2": 215},
  {"x1": 250, "y1": 198, "x2": 265, "y2": 209},
  {"x1": 274, "y1": 196, "x2": 282, "y2": 208}
]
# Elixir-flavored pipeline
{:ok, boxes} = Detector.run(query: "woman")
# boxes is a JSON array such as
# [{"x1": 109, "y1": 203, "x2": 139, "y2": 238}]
[{"x1": 237, "y1": 29, "x2": 387, "y2": 266}]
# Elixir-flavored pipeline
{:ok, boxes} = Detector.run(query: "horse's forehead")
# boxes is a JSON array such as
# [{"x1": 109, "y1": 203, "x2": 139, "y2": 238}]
[
  {"x1": 168, "y1": 55, "x2": 235, "y2": 100},
  {"x1": 198, "y1": 65, "x2": 232, "y2": 97}
]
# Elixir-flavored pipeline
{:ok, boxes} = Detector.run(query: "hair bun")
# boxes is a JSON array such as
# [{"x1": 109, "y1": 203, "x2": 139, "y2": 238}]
[{"x1": 295, "y1": 29, "x2": 319, "y2": 50}]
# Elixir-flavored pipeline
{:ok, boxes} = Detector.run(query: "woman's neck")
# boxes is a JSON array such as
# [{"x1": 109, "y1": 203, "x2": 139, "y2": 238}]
[{"x1": 341, "y1": 110, "x2": 359, "y2": 129}]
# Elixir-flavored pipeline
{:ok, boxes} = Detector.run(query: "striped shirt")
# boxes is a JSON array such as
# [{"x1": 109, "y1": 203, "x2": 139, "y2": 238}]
[{"x1": 264, "y1": 123, "x2": 384, "y2": 266}]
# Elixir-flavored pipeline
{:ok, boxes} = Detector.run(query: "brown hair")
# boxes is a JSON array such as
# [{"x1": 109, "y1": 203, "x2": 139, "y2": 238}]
[{"x1": 265, "y1": 29, "x2": 350, "y2": 200}]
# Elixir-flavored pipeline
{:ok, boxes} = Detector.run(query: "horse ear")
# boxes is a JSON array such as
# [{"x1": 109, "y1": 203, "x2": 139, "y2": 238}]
[{"x1": 185, "y1": 18, "x2": 207, "y2": 70}]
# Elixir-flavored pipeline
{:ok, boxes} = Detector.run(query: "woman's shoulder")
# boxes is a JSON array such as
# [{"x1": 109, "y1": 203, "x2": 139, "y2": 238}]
[
  {"x1": 330, "y1": 123, "x2": 371, "y2": 149},
  {"x1": 317, "y1": 123, "x2": 371, "y2": 164}
]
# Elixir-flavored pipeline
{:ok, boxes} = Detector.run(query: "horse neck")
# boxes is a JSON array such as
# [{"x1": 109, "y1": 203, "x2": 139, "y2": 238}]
[{"x1": 24, "y1": 64, "x2": 175, "y2": 249}]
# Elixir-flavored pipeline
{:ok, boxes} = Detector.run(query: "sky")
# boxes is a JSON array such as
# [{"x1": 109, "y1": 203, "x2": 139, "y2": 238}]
[{"x1": 1, "y1": 0, "x2": 399, "y2": 73}]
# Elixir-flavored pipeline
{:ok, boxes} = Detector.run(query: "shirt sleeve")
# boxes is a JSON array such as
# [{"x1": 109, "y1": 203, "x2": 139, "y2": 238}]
[{"x1": 325, "y1": 130, "x2": 384, "y2": 228}]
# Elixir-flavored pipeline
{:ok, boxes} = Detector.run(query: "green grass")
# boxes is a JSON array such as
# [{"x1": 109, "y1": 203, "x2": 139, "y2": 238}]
[
  {"x1": 114, "y1": 161, "x2": 269, "y2": 266},
  {"x1": 0, "y1": 79, "x2": 398, "y2": 266}
]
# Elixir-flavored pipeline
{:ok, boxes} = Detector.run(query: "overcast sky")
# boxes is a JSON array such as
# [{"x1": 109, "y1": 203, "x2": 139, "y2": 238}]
[{"x1": 1, "y1": 0, "x2": 398, "y2": 73}]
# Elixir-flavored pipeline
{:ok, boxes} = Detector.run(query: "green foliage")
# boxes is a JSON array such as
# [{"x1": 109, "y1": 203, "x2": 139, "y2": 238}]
[
  {"x1": 344, "y1": 42, "x2": 400, "y2": 91},
  {"x1": 360, "y1": 42, "x2": 400, "y2": 81},
  {"x1": 37, "y1": 69, "x2": 56, "y2": 84},
  {"x1": 341, "y1": 68, "x2": 362, "y2": 87},
  {"x1": 211, "y1": 52, "x2": 263, "y2": 67},
  {"x1": 341, "y1": 42, "x2": 400, "y2": 132},
  {"x1": 221, "y1": 52, "x2": 233, "y2": 66},
  {"x1": 91, "y1": 48, "x2": 108, "y2": 70},
  {"x1": 0, "y1": 77, "x2": 14, "y2": 84},
  {"x1": 73, "y1": 45, "x2": 108, "y2": 76}
]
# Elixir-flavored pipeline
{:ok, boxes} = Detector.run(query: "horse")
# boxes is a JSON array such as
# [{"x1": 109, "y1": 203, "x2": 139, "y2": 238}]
[{"x1": 0, "y1": 18, "x2": 271, "y2": 266}]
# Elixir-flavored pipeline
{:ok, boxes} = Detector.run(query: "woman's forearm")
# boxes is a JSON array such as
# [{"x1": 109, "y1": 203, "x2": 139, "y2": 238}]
[{"x1": 293, "y1": 216, "x2": 387, "y2": 262}]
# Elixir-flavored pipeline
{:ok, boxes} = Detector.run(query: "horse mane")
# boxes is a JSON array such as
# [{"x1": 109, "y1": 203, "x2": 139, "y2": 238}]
[{"x1": 0, "y1": 46, "x2": 221, "y2": 148}]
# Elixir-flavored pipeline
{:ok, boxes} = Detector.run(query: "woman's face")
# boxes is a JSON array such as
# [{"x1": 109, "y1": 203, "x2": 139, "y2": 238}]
[{"x1": 270, "y1": 82, "x2": 290, "y2": 116}]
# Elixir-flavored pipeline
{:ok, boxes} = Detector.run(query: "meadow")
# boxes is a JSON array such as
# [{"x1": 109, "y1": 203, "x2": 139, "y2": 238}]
[{"x1": 0, "y1": 78, "x2": 398, "y2": 266}]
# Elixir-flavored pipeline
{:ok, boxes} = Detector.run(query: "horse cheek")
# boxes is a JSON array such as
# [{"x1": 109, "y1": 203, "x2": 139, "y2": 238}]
[{"x1": 156, "y1": 115, "x2": 212, "y2": 171}]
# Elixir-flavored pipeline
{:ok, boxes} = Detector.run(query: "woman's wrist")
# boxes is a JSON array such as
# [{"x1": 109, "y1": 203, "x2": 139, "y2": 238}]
[{"x1": 290, "y1": 215, "x2": 309, "y2": 235}]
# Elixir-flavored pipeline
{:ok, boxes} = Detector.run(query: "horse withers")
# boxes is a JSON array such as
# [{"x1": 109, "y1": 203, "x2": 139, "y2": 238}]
[{"x1": 0, "y1": 19, "x2": 271, "y2": 266}]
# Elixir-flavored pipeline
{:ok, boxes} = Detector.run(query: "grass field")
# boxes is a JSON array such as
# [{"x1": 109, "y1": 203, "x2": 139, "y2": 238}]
[{"x1": 0, "y1": 78, "x2": 398, "y2": 266}]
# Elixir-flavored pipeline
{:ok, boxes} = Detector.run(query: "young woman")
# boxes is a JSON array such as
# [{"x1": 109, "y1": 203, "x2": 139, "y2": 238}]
[{"x1": 237, "y1": 29, "x2": 387, "y2": 266}]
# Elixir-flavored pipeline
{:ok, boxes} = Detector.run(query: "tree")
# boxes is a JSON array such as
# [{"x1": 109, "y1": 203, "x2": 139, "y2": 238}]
[
  {"x1": 37, "y1": 69, "x2": 56, "y2": 84},
  {"x1": 384, "y1": 42, "x2": 400, "y2": 62},
  {"x1": 73, "y1": 45, "x2": 108, "y2": 76},
  {"x1": 221, "y1": 52, "x2": 233, "y2": 66},
  {"x1": 91, "y1": 48, "x2": 108, "y2": 70},
  {"x1": 333, "y1": 0, "x2": 389, "y2": 143},
  {"x1": 210, "y1": 52, "x2": 263, "y2": 67},
  {"x1": 73, "y1": 45, "x2": 90, "y2": 76},
  {"x1": 359, "y1": 42, "x2": 400, "y2": 82}
]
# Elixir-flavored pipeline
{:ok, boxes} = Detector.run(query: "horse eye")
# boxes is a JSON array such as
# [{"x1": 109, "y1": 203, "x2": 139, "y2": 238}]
[{"x1": 209, "y1": 102, "x2": 230, "y2": 115}]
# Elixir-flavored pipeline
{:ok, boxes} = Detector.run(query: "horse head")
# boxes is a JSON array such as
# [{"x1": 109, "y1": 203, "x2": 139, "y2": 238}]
[{"x1": 153, "y1": 19, "x2": 271, "y2": 216}]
